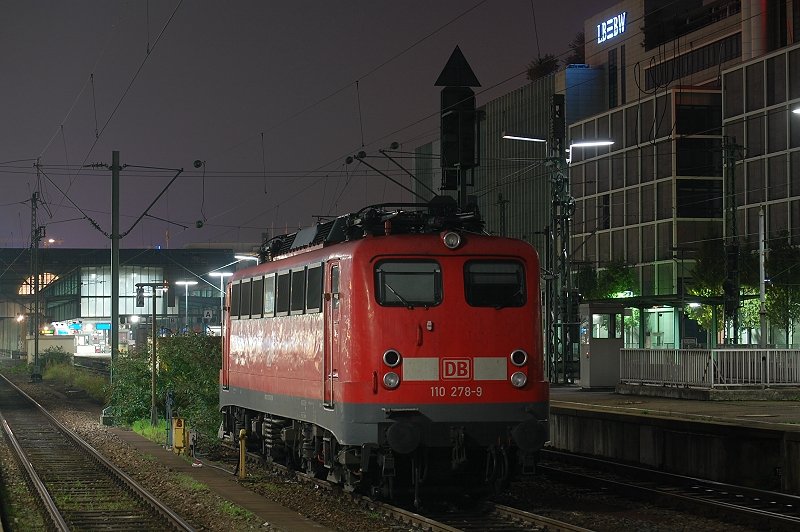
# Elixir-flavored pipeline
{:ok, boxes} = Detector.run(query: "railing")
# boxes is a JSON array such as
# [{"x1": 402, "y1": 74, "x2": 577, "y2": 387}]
[{"x1": 620, "y1": 348, "x2": 800, "y2": 388}]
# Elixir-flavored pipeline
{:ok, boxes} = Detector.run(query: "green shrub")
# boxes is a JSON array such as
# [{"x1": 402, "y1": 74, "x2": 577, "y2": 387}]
[
  {"x1": 109, "y1": 336, "x2": 221, "y2": 441},
  {"x1": 42, "y1": 346, "x2": 71, "y2": 367},
  {"x1": 108, "y1": 351, "x2": 153, "y2": 424}
]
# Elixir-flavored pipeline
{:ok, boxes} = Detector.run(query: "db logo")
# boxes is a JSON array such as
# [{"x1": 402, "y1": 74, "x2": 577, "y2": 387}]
[{"x1": 442, "y1": 358, "x2": 470, "y2": 380}]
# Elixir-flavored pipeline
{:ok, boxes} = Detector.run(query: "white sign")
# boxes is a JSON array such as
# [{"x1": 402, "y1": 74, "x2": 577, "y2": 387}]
[{"x1": 597, "y1": 12, "x2": 627, "y2": 44}]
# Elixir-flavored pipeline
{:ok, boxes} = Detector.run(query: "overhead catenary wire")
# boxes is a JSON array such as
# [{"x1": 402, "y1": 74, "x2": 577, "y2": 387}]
[{"x1": 15, "y1": 0, "x2": 776, "y2": 250}]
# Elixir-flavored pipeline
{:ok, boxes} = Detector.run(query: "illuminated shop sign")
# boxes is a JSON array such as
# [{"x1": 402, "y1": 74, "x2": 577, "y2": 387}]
[{"x1": 597, "y1": 12, "x2": 627, "y2": 44}]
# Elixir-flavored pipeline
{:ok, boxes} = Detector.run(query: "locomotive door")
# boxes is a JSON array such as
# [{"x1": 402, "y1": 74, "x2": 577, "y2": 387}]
[
  {"x1": 221, "y1": 283, "x2": 230, "y2": 388},
  {"x1": 323, "y1": 262, "x2": 340, "y2": 409},
  {"x1": 322, "y1": 261, "x2": 339, "y2": 409}
]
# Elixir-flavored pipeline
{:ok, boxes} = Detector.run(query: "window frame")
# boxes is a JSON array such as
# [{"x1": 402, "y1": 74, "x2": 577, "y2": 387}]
[
  {"x1": 374, "y1": 259, "x2": 442, "y2": 308},
  {"x1": 275, "y1": 270, "x2": 291, "y2": 316},
  {"x1": 290, "y1": 267, "x2": 307, "y2": 315},
  {"x1": 263, "y1": 273, "x2": 276, "y2": 318},
  {"x1": 249, "y1": 276, "x2": 264, "y2": 318},
  {"x1": 463, "y1": 259, "x2": 527, "y2": 308},
  {"x1": 305, "y1": 262, "x2": 323, "y2": 314},
  {"x1": 230, "y1": 281, "x2": 241, "y2": 320}
]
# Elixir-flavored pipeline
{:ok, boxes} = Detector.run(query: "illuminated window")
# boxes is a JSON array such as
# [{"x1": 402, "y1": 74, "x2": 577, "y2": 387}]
[{"x1": 19, "y1": 273, "x2": 59, "y2": 295}]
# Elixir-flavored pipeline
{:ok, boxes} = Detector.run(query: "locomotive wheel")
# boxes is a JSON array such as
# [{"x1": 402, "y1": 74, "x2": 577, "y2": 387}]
[
  {"x1": 370, "y1": 477, "x2": 393, "y2": 500},
  {"x1": 493, "y1": 447, "x2": 510, "y2": 492},
  {"x1": 485, "y1": 445, "x2": 509, "y2": 492}
]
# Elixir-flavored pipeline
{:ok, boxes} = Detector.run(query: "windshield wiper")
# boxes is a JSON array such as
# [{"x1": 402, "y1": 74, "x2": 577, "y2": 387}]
[
  {"x1": 494, "y1": 289, "x2": 523, "y2": 310},
  {"x1": 385, "y1": 282, "x2": 414, "y2": 309}
]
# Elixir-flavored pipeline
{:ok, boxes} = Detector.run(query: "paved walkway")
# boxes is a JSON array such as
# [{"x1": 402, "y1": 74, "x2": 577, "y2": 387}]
[{"x1": 110, "y1": 428, "x2": 333, "y2": 532}]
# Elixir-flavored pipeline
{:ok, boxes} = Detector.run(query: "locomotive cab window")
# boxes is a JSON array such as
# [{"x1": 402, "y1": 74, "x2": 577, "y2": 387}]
[
  {"x1": 464, "y1": 260, "x2": 526, "y2": 308},
  {"x1": 375, "y1": 260, "x2": 441, "y2": 307}
]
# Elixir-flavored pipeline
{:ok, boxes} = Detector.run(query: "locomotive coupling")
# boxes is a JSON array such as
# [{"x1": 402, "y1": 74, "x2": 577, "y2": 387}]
[{"x1": 511, "y1": 419, "x2": 549, "y2": 452}]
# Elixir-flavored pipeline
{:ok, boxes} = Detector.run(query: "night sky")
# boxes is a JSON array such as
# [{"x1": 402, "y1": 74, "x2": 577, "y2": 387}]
[{"x1": 1, "y1": 1, "x2": 614, "y2": 249}]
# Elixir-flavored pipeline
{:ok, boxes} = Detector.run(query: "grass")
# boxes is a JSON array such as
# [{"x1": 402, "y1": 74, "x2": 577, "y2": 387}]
[
  {"x1": 131, "y1": 419, "x2": 168, "y2": 445},
  {"x1": 218, "y1": 500, "x2": 255, "y2": 519},
  {"x1": 175, "y1": 473, "x2": 209, "y2": 493},
  {"x1": 43, "y1": 362, "x2": 109, "y2": 402}
]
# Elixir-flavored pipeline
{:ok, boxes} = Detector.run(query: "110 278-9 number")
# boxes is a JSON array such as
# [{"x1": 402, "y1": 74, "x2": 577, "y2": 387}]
[{"x1": 430, "y1": 386, "x2": 483, "y2": 398}]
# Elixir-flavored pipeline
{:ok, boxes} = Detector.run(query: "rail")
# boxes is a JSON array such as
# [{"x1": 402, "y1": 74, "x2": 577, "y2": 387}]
[{"x1": 620, "y1": 348, "x2": 800, "y2": 388}]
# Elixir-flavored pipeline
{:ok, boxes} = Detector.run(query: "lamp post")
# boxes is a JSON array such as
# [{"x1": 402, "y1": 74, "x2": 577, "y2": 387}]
[
  {"x1": 175, "y1": 281, "x2": 198, "y2": 332},
  {"x1": 503, "y1": 132, "x2": 613, "y2": 383},
  {"x1": 209, "y1": 272, "x2": 232, "y2": 328}
]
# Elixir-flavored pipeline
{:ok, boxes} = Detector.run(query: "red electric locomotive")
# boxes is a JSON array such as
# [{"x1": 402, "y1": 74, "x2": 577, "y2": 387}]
[{"x1": 219, "y1": 198, "x2": 549, "y2": 504}]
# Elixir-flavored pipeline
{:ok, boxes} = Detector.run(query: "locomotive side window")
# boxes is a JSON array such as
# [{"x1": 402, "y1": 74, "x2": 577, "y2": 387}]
[
  {"x1": 263, "y1": 274, "x2": 276, "y2": 317},
  {"x1": 276, "y1": 271, "x2": 290, "y2": 316},
  {"x1": 230, "y1": 281, "x2": 241, "y2": 319},
  {"x1": 290, "y1": 268, "x2": 306, "y2": 314},
  {"x1": 306, "y1": 263, "x2": 323, "y2": 313},
  {"x1": 375, "y1": 260, "x2": 441, "y2": 307},
  {"x1": 464, "y1": 260, "x2": 526, "y2": 308},
  {"x1": 240, "y1": 280, "x2": 252, "y2": 318},
  {"x1": 331, "y1": 265, "x2": 340, "y2": 310},
  {"x1": 251, "y1": 277, "x2": 264, "y2": 318}
]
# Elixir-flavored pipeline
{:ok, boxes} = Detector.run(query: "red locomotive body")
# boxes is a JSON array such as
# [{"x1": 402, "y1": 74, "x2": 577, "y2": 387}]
[{"x1": 220, "y1": 201, "x2": 549, "y2": 502}]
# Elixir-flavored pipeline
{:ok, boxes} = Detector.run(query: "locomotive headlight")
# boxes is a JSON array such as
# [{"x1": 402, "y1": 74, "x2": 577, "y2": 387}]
[
  {"x1": 510, "y1": 371, "x2": 527, "y2": 388},
  {"x1": 510, "y1": 349, "x2": 528, "y2": 367},
  {"x1": 442, "y1": 231, "x2": 462, "y2": 249},
  {"x1": 383, "y1": 371, "x2": 400, "y2": 389},
  {"x1": 383, "y1": 349, "x2": 401, "y2": 367}
]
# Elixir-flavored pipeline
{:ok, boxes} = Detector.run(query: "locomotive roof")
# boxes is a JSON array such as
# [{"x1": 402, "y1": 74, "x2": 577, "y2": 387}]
[{"x1": 259, "y1": 196, "x2": 484, "y2": 262}]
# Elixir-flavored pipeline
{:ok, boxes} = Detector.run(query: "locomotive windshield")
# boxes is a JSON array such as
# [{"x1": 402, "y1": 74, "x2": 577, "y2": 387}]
[
  {"x1": 375, "y1": 260, "x2": 441, "y2": 308},
  {"x1": 464, "y1": 260, "x2": 526, "y2": 308}
]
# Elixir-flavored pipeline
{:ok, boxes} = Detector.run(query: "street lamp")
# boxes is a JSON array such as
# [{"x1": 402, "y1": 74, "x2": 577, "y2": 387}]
[
  {"x1": 502, "y1": 133, "x2": 614, "y2": 382},
  {"x1": 174, "y1": 281, "x2": 198, "y2": 331},
  {"x1": 209, "y1": 272, "x2": 233, "y2": 327},
  {"x1": 567, "y1": 140, "x2": 614, "y2": 164},
  {"x1": 501, "y1": 131, "x2": 547, "y2": 143},
  {"x1": 235, "y1": 254, "x2": 259, "y2": 265}
]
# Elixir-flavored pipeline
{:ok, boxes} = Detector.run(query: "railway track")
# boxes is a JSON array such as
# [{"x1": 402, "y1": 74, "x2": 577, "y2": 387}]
[
  {"x1": 538, "y1": 448, "x2": 800, "y2": 531},
  {"x1": 381, "y1": 500, "x2": 593, "y2": 531},
  {"x1": 0, "y1": 374, "x2": 194, "y2": 531},
  {"x1": 218, "y1": 440, "x2": 589, "y2": 531}
]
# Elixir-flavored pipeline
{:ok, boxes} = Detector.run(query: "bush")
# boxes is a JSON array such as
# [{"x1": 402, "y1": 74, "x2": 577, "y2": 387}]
[
  {"x1": 42, "y1": 346, "x2": 71, "y2": 367},
  {"x1": 109, "y1": 335, "x2": 221, "y2": 441}
]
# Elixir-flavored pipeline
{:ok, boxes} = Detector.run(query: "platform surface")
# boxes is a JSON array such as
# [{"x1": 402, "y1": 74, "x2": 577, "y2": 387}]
[{"x1": 551, "y1": 385, "x2": 800, "y2": 431}]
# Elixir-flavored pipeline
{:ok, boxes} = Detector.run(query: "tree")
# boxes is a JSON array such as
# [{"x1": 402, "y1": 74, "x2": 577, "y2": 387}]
[
  {"x1": 564, "y1": 32, "x2": 586, "y2": 65},
  {"x1": 526, "y1": 54, "x2": 559, "y2": 81},
  {"x1": 685, "y1": 238, "x2": 725, "y2": 331},
  {"x1": 574, "y1": 261, "x2": 635, "y2": 300},
  {"x1": 765, "y1": 231, "x2": 800, "y2": 345}
]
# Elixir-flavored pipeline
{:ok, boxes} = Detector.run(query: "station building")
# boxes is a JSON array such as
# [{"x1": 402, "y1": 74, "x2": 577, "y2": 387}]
[{"x1": 0, "y1": 247, "x2": 247, "y2": 359}]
